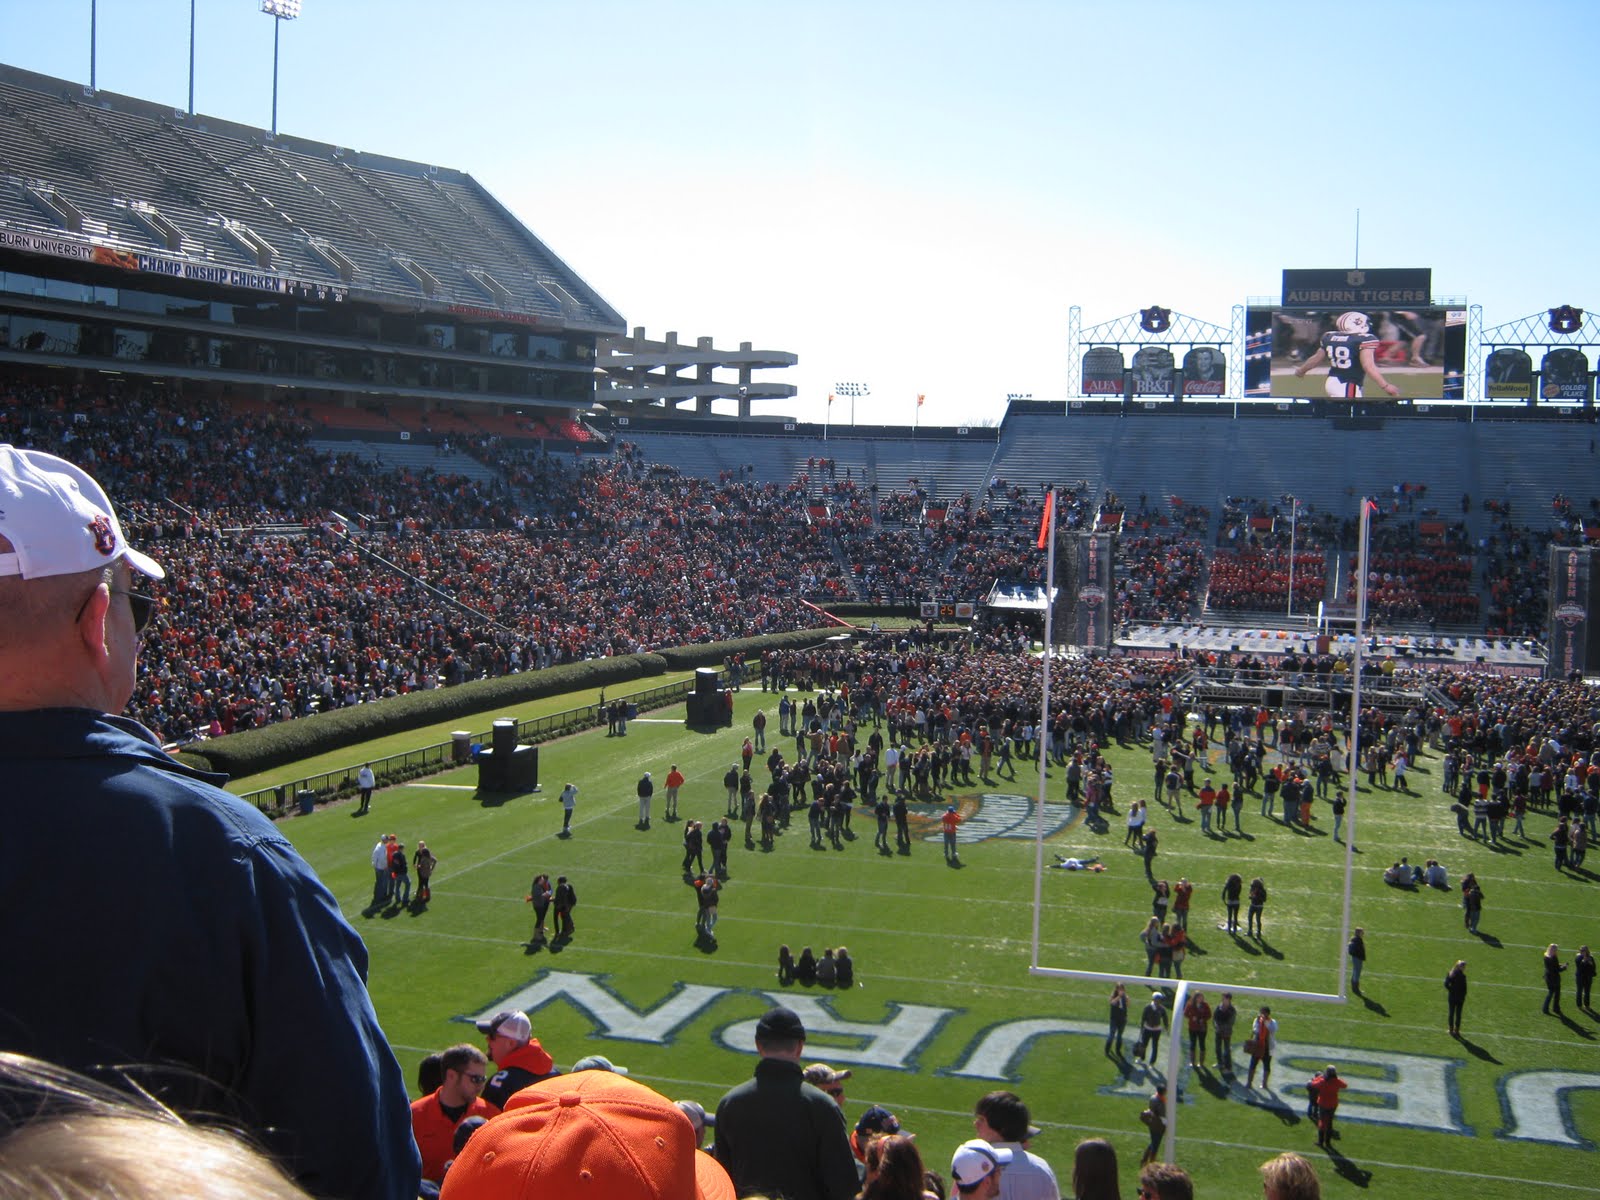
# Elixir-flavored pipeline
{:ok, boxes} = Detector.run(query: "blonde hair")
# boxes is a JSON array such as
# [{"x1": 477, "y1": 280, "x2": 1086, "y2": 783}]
[
  {"x1": 0, "y1": 1114, "x2": 311, "y2": 1200},
  {"x1": 0, "y1": 1053, "x2": 310, "y2": 1200},
  {"x1": 1258, "y1": 1151, "x2": 1321, "y2": 1200}
]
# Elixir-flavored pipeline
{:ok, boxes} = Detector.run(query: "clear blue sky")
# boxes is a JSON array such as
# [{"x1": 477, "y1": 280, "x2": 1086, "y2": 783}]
[{"x1": 3, "y1": 0, "x2": 1595, "y2": 427}]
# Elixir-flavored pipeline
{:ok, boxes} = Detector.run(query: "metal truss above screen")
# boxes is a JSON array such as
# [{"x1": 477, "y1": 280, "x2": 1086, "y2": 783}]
[{"x1": 1067, "y1": 306, "x2": 1243, "y2": 401}]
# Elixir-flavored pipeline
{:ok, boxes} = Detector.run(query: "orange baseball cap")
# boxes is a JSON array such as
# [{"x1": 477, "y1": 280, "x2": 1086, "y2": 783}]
[{"x1": 440, "y1": 1071, "x2": 734, "y2": 1200}]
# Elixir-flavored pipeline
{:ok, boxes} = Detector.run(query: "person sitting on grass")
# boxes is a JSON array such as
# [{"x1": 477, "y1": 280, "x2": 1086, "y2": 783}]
[{"x1": 835, "y1": 946, "x2": 855, "y2": 988}]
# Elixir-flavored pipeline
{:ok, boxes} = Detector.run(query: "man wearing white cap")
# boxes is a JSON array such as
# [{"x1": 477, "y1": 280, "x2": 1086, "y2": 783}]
[
  {"x1": 0, "y1": 445, "x2": 418, "y2": 1200},
  {"x1": 951, "y1": 1139, "x2": 1012, "y2": 1198},
  {"x1": 477, "y1": 1008, "x2": 557, "y2": 1110}
]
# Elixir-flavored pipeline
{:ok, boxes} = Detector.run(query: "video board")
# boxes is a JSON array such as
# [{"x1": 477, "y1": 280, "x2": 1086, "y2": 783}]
[{"x1": 1245, "y1": 306, "x2": 1466, "y2": 401}]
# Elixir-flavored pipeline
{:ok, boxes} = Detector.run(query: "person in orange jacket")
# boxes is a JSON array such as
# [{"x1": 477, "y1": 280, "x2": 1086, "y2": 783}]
[
  {"x1": 409, "y1": 1044, "x2": 494, "y2": 1182},
  {"x1": 664, "y1": 763, "x2": 686, "y2": 820},
  {"x1": 1307, "y1": 1065, "x2": 1348, "y2": 1147}
]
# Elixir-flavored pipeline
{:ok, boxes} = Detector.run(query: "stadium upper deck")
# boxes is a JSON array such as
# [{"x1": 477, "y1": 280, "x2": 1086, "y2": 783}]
[{"x1": 0, "y1": 63, "x2": 620, "y2": 328}]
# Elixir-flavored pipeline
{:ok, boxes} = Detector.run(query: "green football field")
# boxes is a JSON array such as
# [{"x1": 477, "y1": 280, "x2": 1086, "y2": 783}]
[
  {"x1": 1268, "y1": 364, "x2": 1442, "y2": 402},
  {"x1": 269, "y1": 688, "x2": 1599, "y2": 1198}
]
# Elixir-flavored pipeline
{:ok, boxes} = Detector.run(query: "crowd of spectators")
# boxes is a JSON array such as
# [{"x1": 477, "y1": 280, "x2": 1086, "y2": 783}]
[
  {"x1": 1551, "y1": 491, "x2": 1600, "y2": 540},
  {"x1": 1216, "y1": 496, "x2": 1338, "y2": 551},
  {"x1": 1207, "y1": 548, "x2": 1328, "y2": 613},
  {"x1": 1480, "y1": 495, "x2": 1600, "y2": 635},
  {"x1": 1482, "y1": 523, "x2": 1556, "y2": 636},
  {"x1": 1351, "y1": 521, "x2": 1479, "y2": 626},
  {"x1": 1116, "y1": 532, "x2": 1206, "y2": 624},
  {"x1": 12, "y1": 376, "x2": 1596, "y2": 745},
  {"x1": 761, "y1": 634, "x2": 1194, "y2": 753}
]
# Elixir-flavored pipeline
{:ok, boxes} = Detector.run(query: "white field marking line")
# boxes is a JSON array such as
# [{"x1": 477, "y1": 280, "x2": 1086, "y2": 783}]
[
  {"x1": 427, "y1": 884, "x2": 1570, "y2": 957},
  {"x1": 410, "y1": 809, "x2": 1580, "y2": 900},
  {"x1": 407, "y1": 849, "x2": 1589, "y2": 945},
  {"x1": 354, "y1": 900, "x2": 1579, "y2": 1000},
  {"x1": 414, "y1": 858, "x2": 1579, "y2": 946},
  {"x1": 368, "y1": 790, "x2": 1581, "y2": 928},
  {"x1": 361, "y1": 925, "x2": 1592, "y2": 1052},
  {"x1": 412, "y1": 784, "x2": 479, "y2": 790}
]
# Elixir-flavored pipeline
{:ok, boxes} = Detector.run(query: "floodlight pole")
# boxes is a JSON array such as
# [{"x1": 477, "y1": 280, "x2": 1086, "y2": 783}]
[
  {"x1": 270, "y1": 15, "x2": 282, "y2": 135},
  {"x1": 188, "y1": 0, "x2": 196, "y2": 113},
  {"x1": 89, "y1": 0, "x2": 97, "y2": 90},
  {"x1": 261, "y1": 1, "x2": 302, "y2": 137}
]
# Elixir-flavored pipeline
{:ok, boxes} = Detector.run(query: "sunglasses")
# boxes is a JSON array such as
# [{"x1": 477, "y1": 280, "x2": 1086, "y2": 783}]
[
  {"x1": 77, "y1": 585, "x2": 156, "y2": 634},
  {"x1": 826, "y1": 1087, "x2": 846, "y2": 1098},
  {"x1": 462, "y1": 1072, "x2": 487, "y2": 1084}
]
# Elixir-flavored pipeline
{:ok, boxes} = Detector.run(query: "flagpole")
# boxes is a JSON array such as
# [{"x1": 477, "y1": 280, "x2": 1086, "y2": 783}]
[{"x1": 1030, "y1": 486, "x2": 1058, "y2": 969}]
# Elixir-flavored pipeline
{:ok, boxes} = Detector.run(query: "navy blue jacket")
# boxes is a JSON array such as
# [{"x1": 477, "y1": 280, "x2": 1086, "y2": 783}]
[{"x1": 0, "y1": 709, "x2": 420, "y2": 1200}]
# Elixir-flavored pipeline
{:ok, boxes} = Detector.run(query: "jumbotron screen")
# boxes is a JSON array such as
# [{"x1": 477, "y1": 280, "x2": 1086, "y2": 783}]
[{"x1": 1245, "y1": 306, "x2": 1466, "y2": 401}]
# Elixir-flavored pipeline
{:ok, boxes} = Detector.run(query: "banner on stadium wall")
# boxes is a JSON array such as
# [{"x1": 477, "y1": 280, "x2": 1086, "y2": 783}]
[
  {"x1": 1073, "y1": 533, "x2": 1113, "y2": 651},
  {"x1": 1181, "y1": 346, "x2": 1226, "y2": 395},
  {"x1": 1540, "y1": 348, "x2": 1592, "y2": 403},
  {"x1": 1, "y1": 229, "x2": 94, "y2": 261},
  {"x1": 1547, "y1": 547, "x2": 1591, "y2": 679},
  {"x1": 1130, "y1": 346, "x2": 1174, "y2": 397},
  {"x1": 2, "y1": 226, "x2": 346, "y2": 301},
  {"x1": 1080, "y1": 347, "x2": 1125, "y2": 396},
  {"x1": 1484, "y1": 348, "x2": 1533, "y2": 400}
]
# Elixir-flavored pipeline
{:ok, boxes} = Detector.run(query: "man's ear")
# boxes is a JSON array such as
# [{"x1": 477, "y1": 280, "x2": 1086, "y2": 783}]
[{"x1": 76, "y1": 579, "x2": 112, "y2": 658}]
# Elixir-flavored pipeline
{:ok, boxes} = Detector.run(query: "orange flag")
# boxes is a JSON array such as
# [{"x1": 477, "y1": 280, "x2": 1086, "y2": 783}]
[{"x1": 1036, "y1": 490, "x2": 1055, "y2": 550}]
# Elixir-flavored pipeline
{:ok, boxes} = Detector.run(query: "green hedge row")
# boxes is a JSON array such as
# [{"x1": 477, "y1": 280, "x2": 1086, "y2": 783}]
[
  {"x1": 653, "y1": 626, "x2": 848, "y2": 670},
  {"x1": 180, "y1": 627, "x2": 839, "y2": 779},
  {"x1": 181, "y1": 654, "x2": 664, "y2": 778}
]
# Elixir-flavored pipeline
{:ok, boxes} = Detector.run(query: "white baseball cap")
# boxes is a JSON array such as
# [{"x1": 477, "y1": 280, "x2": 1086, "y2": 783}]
[
  {"x1": 475, "y1": 1009, "x2": 533, "y2": 1041},
  {"x1": 951, "y1": 1140, "x2": 1012, "y2": 1190},
  {"x1": 0, "y1": 446, "x2": 163, "y2": 581}
]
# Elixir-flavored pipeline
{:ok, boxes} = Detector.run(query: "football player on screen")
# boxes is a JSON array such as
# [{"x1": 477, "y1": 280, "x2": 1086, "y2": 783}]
[{"x1": 1292, "y1": 311, "x2": 1402, "y2": 399}]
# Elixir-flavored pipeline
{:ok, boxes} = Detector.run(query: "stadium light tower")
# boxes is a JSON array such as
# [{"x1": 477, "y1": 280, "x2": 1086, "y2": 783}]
[
  {"x1": 261, "y1": 0, "x2": 302, "y2": 137},
  {"x1": 834, "y1": 381, "x2": 870, "y2": 426}
]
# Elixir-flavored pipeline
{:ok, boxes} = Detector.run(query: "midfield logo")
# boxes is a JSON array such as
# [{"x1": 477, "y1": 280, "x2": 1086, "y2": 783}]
[
  {"x1": 463, "y1": 971, "x2": 1595, "y2": 1148},
  {"x1": 906, "y1": 793, "x2": 1076, "y2": 843}
]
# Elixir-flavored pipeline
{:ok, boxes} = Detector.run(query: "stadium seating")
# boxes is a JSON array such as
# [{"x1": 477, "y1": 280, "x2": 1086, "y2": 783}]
[{"x1": 0, "y1": 64, "x2": 615, "y2": 323}]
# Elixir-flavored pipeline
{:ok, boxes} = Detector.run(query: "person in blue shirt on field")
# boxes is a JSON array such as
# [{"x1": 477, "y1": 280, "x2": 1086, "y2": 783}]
[{"x1": 0, "y1": 445, "x2": 418, "y2": 1200}]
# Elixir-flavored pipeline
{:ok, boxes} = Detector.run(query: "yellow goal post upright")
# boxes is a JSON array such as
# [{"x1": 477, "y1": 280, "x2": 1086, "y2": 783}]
[{"x1": 1025, "y1": 490, "x2": 1377, "y2": 1162}]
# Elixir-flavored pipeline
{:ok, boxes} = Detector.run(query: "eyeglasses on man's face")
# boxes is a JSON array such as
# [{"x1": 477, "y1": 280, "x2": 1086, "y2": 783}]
[{"x1": 77, "y1": 583, "x2": 156, "y2": 634}]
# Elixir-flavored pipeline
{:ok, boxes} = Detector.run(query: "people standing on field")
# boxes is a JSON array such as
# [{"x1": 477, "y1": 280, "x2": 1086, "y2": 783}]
[{"x1": 1444, "y1": 960, "x2": 1468, "y2": 1037}]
